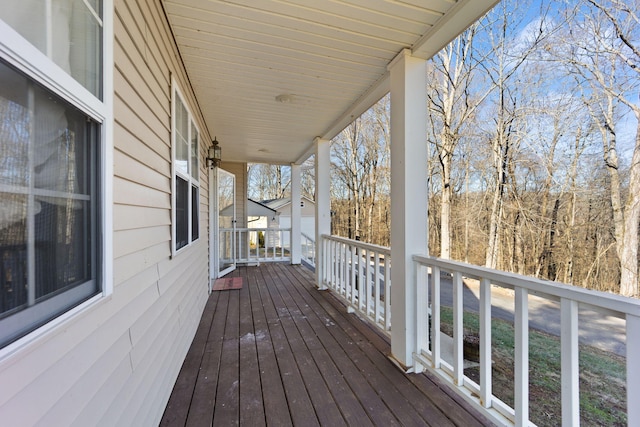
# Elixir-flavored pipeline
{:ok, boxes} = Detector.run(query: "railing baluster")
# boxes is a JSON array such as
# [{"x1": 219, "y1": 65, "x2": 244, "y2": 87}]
[
  {"x1": 366, "y1": 251, "x2": 373, "y2": 318},
  {"x1": 514, "y1": 287, "x2": 529, "y2": 427},
  {"x1": 350, "y1": 245, "x2": 357, "y2": 306},
  {"x1": 253, "y1": 230, "x2": 258, "y2": 259},
  {"x1": 375, "y1": 251, "x2": 381, "y2": 325},
  {"x1": 359, "y1": 250, "x2": 365, "y2": 312},
  {"x1": 561, "y1": 298, "x2": 579, "y2": 427},
  {"x1": 345, "y1": 244, "x2": 351, "y2": 299},
  {"x1": 334, "y1": 241, "x2": 338, "y2": 289},
  {"x1": 336, "y1": 241, "x2": 340, "y2": 289},
  {"x1": 453, "y1": 271, "x2": 464, "y2": 386},
  {"x1": 323, "y1": 238, "x2": 329, "y2": 288},
  {"x1": 628, "y1": 314, "x2": 640, "y2": 427},
  {"x1": 272, "y1": 230, "x2": 276, "y2": 258},
  {"x1": 479, "y1": 277, "x2": 492, "y2": 408},
  {"x1": 324, "y1": 239, "x2": 329, "y2": 287},
  {"x1": 343, "y1": 242, "x2": 348, "y2": 296},
  {"x1": 385, "y1": 257, "x2": 391, "y2": 332},
  {"x1": 431, "y1": 266, "x2": 441, "y2": 369},
  {"x1": 327, "y1": 239, "x2": 332, "y2": 287},
  {"x1": 415, "y1": 262, "x2": 428, "y2": 372},
  {"x1": 341, "y1": 242, "x2": 347, "y2": 295}
]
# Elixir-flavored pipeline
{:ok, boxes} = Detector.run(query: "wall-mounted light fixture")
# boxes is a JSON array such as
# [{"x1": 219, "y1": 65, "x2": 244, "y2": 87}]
[{"x1": 207, "y1": 137, "x2": 222, "y2": 169}]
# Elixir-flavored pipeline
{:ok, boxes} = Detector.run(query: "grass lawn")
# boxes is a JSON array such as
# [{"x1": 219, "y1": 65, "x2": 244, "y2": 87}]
[{"x1": 439, "y1": 306, "x2": 627, "y2": 426}]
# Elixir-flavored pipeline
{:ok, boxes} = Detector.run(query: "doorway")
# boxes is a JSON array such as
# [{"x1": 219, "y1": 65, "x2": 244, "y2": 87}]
[{"x1": 211, "y1": 168, "x2": 236, "y2": 281}]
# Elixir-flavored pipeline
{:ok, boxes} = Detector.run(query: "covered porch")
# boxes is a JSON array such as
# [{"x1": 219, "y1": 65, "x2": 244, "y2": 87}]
[
  {"x1": 160, "y1": 263, "x2": 492, "y2": 426},
  {"x1": 161, "y1": 1, "x2": 640, "y2": 426}
]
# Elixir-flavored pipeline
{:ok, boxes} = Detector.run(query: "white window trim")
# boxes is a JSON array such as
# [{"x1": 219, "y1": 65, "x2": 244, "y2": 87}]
[
  {"x1": 171, "y1": 79, "x2": 201, "y2": 256},
  {"x1": 0, "y1": 1, "x2": 113, "y2": 359}
]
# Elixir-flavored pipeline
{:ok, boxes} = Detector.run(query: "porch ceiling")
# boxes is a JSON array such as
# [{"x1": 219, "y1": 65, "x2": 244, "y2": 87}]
[{"x1": 162, "y1": 0, "x2": 498, "y2": 165}]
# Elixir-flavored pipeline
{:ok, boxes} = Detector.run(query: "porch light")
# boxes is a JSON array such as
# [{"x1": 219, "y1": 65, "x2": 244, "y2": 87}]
[{"x1": 207, "y1": 137, "x2": 222, "y2": 169}]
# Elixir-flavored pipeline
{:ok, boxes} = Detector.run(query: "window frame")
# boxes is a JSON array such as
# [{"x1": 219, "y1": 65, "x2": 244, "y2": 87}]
[
  {"x1": 0, "y1": 4, "x2": 113, "y2": 356},
  {"x1": 171, "y1": 80, "x2": 201, "y2": 256}
]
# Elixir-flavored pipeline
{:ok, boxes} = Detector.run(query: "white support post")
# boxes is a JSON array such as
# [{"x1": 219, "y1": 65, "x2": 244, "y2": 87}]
[
  {"x1": 514, "y1": 287, "x2": 529, "y2": 427},
  {"x1": 388, "y1": 49, "x2": 428, "y2": 369},
  {"x1": 315, "y1": 138, "x2": 331, "y2": 290},
  {"x1": 290, "y1": 163, "x2": 302, "y2": 264},
  {"x1": 561, "y1": 298, "x2": 579, "y2": 427},
  {"x1": 628, "y1": 315, "x2": 640, "y2": 427}
]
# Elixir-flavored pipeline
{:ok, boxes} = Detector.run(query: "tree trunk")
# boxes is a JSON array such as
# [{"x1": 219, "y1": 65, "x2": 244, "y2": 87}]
[
  {"x1": 548, "y1": 198, "x2": 560, "y2": 281},
  {"x1": 486, "y1": 141, "x2": 507, "y2": 269},
  {"x1": 563, "y1": 131, "x2": 582, "y2": 284},
  {"x1": 619, "y1": 117, "x2": 640, "y2": 296},
  {"x1": 440, "y1": 149, "x2": 452, "y2": 259}
]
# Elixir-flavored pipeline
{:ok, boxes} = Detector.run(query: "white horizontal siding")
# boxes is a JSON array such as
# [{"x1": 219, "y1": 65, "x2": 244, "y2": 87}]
[{"x1": 0, "y1": 0, "x2": 211, "y2": 426}]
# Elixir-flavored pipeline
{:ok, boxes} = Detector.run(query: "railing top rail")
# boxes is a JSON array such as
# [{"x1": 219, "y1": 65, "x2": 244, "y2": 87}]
[
  {"x1": 414, "y1": 254, "x2": 640, "y2": 318},
  {"x1": 321, "y1": 234, "x2": 391, "y2": 256}
]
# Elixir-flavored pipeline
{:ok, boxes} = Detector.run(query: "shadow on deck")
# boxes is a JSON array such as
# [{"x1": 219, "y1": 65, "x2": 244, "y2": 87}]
[{"x1": 160, "y1": 263, "x2": 494, "y2": 426}]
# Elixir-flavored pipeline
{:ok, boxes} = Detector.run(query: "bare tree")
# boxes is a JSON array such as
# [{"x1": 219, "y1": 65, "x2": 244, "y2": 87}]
[
  {"x1": 481, "y1": 3, "x2": 537, "y2": 269},
  {"x1": 563, "y1": 0, "x2": 640, "y2": 296},
  {"x1": 427, "y1": 24, "x2": 491, "y2": 259},
  {"x1": 247, "y1": 164, "x2": 290, "y2": 201},
  {"x1": 331, "y1": 96, "x2": 390, "y2": 245}
]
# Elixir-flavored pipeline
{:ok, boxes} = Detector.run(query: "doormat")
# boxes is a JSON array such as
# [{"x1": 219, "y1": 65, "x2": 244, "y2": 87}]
[{"x1": 212, "y1": 277, "x2": 243, "y2": 291}]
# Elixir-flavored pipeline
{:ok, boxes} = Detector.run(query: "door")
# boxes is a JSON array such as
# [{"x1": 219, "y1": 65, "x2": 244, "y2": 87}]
[{"x1": 217, "y1": 168, "x2": 236, "y2": 277}]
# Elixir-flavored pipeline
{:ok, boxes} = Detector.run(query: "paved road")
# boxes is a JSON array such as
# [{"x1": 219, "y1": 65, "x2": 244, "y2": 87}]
[{"x1": 436, "y1": 274, "x2": 626, "y2": 356}]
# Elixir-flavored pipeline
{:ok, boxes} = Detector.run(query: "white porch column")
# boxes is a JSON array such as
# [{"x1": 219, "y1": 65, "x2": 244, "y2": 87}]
[
  {"x1": 315, "y1": 137, "x2": 331, "y2": 289},
  {"x1": 290, "y1": 163, "x2": 302, "y2": 264},
  {"x1": 388, "y1": 49, "x2": 428, "y2": 369}
]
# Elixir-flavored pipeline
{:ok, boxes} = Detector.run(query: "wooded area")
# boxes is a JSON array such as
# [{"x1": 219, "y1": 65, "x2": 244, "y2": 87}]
[{"x1": 249, "y1": 0, "x2": 639, "y2": 297}]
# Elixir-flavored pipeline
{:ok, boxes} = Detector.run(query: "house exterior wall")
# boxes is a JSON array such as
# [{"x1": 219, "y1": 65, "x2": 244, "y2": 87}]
[
  {"x1": 0, "y1": 1, "x2": 210, "y2": 425},
  {"x1": 277, "y1": 198, "x2": 316, "y2": 239},
  {"x1": 278, "y1": 217, "x2": 315, "y2": 240}
]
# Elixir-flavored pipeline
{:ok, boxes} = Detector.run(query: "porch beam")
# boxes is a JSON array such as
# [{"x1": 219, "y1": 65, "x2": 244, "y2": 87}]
[
  {"x1": 290, "y1": 163, "x2": 301, "y2": 264},
  {"x1": 388, "y1": 49, "x2": 428, "y2": 368},
  {"x1": 315, "y1": 137, "x2": 331, "y2": 289}
]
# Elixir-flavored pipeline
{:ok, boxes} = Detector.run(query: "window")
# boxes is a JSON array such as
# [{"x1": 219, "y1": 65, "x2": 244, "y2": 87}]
[
  {"x1": 172, "y1": 85, "x2": 200, "y2": 253},
  {"x1": 0, "y1": 1, "x2": 103, "y2": 98},
  {"x1": 0, "y1": 61, "x2": 100, "y2": 347},
  {"x1": 0, "y1": 1, "x2": 107, "y2": 350}
]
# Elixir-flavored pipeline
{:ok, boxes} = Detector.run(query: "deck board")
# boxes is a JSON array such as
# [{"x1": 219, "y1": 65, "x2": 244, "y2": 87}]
[
  {"x1": 246, "y1": 266, "x2": 292, "y2": 426},
  {"x1": 184, "y1": 290, "x2": 228, "y2": 427},
  {"x1": 161, "y1": 263, "x2": 495, "y2": 426}
]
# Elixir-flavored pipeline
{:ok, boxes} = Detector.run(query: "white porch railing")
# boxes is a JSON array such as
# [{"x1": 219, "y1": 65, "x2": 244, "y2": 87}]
[
  {"x1": 412, "y1": 255, "x2": 640, "y2": 427},
  {"x1": 221, "y1": 227, "x2": 291, "y2": 264},
  {"x1": 318, "y1": 235, "x2": 639, "y2": 426},
  {"x1": 301, "y1": 232, "x2": 316, "y2": 267},
  {"x1": 320, "y1": 234, "x2": 391, "y2": 334}
]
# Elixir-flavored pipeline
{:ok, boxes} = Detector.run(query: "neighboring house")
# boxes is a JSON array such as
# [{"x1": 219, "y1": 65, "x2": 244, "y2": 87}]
[
  {"x1": 245, "y1": 198, "x2": 279, "y2": 228},
  {"x1": 9, "y1": 2, "x2": 615, "y2": 427},
  {"x1": 248, "y1": 196, "x2": 316, "y2": 249},
  {"x1": 263, "y1": 196, "x2": 316, "y2": 241},
  {"x1": 245, "y1": 198, "x2": 278, "y2": 248}
]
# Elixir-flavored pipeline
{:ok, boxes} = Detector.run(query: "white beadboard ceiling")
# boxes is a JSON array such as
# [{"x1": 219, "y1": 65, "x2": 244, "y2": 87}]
[{"x1": 162, "y1": 0, "x2": 499, "y2": 164}]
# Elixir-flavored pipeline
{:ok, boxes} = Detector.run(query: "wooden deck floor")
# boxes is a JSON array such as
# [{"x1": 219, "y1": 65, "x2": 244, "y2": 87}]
[{"x1": 160, "y1": 263, "x2": 494, "y2": 426}]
